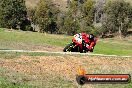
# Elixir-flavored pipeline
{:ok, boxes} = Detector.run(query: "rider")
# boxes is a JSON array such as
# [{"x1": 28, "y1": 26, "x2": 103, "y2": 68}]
[{"x1": 81, "y1": 33, "x2": 96, "y2": 52}]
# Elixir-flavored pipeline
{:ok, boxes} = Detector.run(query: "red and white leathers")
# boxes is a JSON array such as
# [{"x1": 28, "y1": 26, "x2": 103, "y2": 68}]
[
  {"x1": 81, "y1": 33, "x2": 96, "y2": 52},
  {"x1": 72, "y1": 33, "x2": 97, "y2": 52}
]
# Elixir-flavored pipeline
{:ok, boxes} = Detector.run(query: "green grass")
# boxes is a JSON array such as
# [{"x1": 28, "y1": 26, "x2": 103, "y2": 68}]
[
  {"x1": 0, "y1": 75, "x2": 74, "y2": 88},
  {"x1": 94, "y1": 82, "x2": 132, "y2": 88},
  {"x1": 0, "y1": 67, "x2": 36, "y2": 88},
  {"x1": 0, "y1": 30, "x2": 72, "y2": 46},
  {"x1": 38, "y1": 76, "x2": 74, "y2": 88},
  {"x1": 94, "y1": 41, "x2": 132, "y2": 56},
  {"x1": 0, "y1": 65, "x2": 75, "y2": 88},
  {"x1": 0, "y1": 52, "x2": 64, "y2": 59},
  {"x1": 0, "y1": 29, "x2": 132, "y2": 56}
]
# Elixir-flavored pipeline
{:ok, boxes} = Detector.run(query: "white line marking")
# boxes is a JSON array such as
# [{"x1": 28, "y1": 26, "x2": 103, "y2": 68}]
[{"x1": 0, "y1": 50, "x2": 131, "y2": 58}]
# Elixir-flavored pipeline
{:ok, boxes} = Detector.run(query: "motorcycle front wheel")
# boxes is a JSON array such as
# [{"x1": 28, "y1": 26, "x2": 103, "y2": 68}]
[{"x1": 63, "y1": 43, "x2": 75, "y2": 52}]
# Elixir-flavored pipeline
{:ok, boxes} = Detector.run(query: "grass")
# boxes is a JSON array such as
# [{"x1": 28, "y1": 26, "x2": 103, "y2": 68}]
[
  {"x1": 0, "y1": 1, "x2": 132, "y2": 87},
  {"x1": 0, "y1": 30, "x2": 72, "y2": 47},
  {"x1": 94, "y1": 82, "x2": 132, "y2": 88},
  {"x1": 0, "y1": 52, "x2": 64, "y2": 59},
  {"x1": 0, "y1": 58, "x2": 75, "y2": 88},
  {"x1": 0, "y1": 51, "x2": 132, "y2": 88},
  {"x1": 94, "y1": 41, "x2": 132, "y2": 56},
  {"x1": 0, "y1": 67, "x2": 36, "y2": 88},
  {"x1": 0, "y1": 73, "x2": 74, "y2": 88},
  {"x1": 0, "y1": 60, "x2": 75, "y2": 88},
  {"x1": 0, "y1": 29, "x2": 131, "y2": 56}
]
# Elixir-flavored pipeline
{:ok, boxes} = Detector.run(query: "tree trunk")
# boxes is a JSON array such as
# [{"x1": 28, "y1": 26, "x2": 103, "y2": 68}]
[
  {"x1": 94, "y1": 12, "x2": 97, "y2": 24},
  {"x1": 119, "y1": 22, "x2": 122, "y2": 39}
]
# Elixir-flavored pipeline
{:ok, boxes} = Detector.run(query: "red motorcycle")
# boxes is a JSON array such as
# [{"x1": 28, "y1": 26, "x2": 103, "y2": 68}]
[{"x1": 63, "y1": 33, "x2": 90, "y2": 53}]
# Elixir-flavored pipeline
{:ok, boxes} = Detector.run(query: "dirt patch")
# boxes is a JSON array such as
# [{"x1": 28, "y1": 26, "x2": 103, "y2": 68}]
[{"x1": 0, "y1": 56, "x2": 132, "y2": 87}]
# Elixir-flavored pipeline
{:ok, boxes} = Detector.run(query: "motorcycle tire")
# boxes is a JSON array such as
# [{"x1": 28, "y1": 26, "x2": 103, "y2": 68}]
[
  {"x1": 63, "y1": 43, "x2": 74, "y2": 52},
  {"x1": 80, "y1": 50, "x2": 86, "y2": 53}
]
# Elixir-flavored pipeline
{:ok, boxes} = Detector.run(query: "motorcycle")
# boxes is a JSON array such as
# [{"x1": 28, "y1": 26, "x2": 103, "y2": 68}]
[{"x1": 63, "y1": 33, "x2": 90, "y2": 53}]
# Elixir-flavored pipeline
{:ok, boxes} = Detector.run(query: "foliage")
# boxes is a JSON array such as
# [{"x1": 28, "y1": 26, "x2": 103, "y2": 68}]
[
  {"x1": 58, "y1": 0, "x2": 79, "y2": 35},
  {"x1": 78, "y1": 0, "x2": 96, "y2": 34},
  {"x1": 1, "y1": 0, "x2": 132, "y2": 36},
  {"x1": 0, "y1": 0, "x2": 27, "y2": 29},
  {"x1": 94, "y1": 0, "x2": 106, "y2": 23},
  {"x1": 63, "y1": 16, "x2": 80, "y2": 35},
  {"x1": 102, "y1": 0, "x2": 132, "y2": 36},
  {"x1": 20, "y1": 18, "x2": 33, "y2": 31},
  {"x1": 27, "y1": 7, "x2": 36, "y2": 23},
  {"x1": 35, "y1": 0, "x2": 59, "y2": 33},
  {"x1": 81, "y1": 0, "x2": 95, "y2": 26},
  {"x1": 56, "y1": 13, "x2": 65, "y2": 34},
  {"x1": 60, "y1": 0, "x2": 95, "y2": 35}
]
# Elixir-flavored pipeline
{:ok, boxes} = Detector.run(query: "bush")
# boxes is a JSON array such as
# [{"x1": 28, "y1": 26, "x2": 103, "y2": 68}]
[
  {"x1": 25, "y1": 25, "x2": 33, "y2": 31},
  {"x1": 89, "y1": 28, "x2": 100, "y2": 36},
  {"x1": 20, "y1": 18, "x2": 33, "y2": 31},
  {"x1": 77, "y1": 26, "x2": 92, "y2": 33},
  {"x1": 0, "y1": 28, "x2": 4, "y2": 32},
  {"x1": 0, "y1": 0, "x2": 27, "y2": 29}
]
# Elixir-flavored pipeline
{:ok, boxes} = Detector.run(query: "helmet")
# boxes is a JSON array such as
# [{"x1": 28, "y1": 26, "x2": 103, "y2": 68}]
[{"x1": 89, "y1": 34, "x2": 94, "y2": 40}]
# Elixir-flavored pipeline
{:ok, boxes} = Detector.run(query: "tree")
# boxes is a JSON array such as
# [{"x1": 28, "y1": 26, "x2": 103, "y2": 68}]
[
  {"x1": 35, "y1": 0, "x2": 59, "y2": 33},
  {"x1": 62, "y1": 0, "x2": 80, "y2": 35},
  {"x1": 0, "y1": 0, "x2": 27, "y2": 29},
  {"x1": 61, "y1": 0, "x2": 96, "y2": 35},
  {"x1": 56, "y1": 12, "x2": 65, "y2": 34},
  {"x1": 27, "y1": 7, "x2": 36, "y2": 24},
  {"x1": 80, "y1": 0, "x2": 95, "y2": 33},
  {"x1": 63, "y1": 15, "x2": 80, "y2": 35},
  {"x1": 35, "y1": 0, "x2": 49, "y2": 33},
  {"x1": 94, "y1": 0, "x2": 106, "y2": 24},
  {"x1": 103, "y1": 0, "x2": 132, "y2": 38}
]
